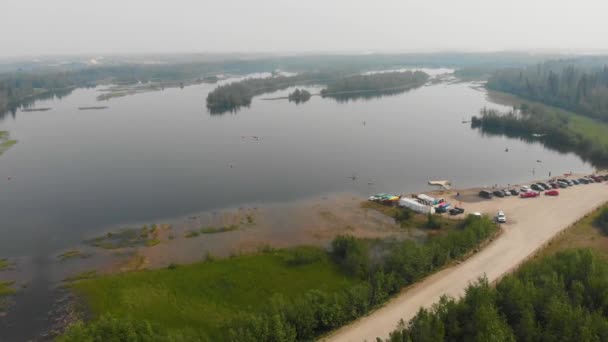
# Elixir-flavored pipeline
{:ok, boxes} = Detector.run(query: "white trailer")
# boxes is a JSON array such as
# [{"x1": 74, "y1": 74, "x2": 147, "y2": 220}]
[
  {"x1": 399, "y1": 198, "x2": 435, "y2": 214},
  {"x1": 417, "y1": 194, "x2": 437, "y2": 206}
]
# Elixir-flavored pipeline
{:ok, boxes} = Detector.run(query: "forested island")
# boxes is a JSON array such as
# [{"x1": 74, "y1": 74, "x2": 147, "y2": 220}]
[
  {"x1": 287, "y1": 88, "x2": 311, "y2": 104},
  {"x1": 205, "y1": 72, "x2": 337, "y2": 113},
  {"x1": 320, "y1": 70, "x2": 429, "y2": 101},
  {"x1": 386, "y1": 249, "x2": 608, "y2": 341},
  {"x1": 206, "y1": 70, "x2": 429, "y2": 113}
]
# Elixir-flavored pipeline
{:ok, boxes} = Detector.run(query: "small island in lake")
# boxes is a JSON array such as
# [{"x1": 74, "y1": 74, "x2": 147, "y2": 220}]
[{"x1": 288, "y1": 88, "x2": 311, "y2": 104}]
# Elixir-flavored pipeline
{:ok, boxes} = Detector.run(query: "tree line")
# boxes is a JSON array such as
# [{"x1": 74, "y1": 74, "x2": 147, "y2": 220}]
[
  {"x1": 385, "y1": 248, "x2": 608, "y2": 342},
  {"x1": 487, "y1": 61, "x2": 608, "y2": 122},
  {"x1": 470, "y1": 106, "x2": 608, "y2": 168}
]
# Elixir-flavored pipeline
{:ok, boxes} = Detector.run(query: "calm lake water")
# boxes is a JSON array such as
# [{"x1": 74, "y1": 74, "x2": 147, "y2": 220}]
[{"x1": 0, "y1": 73, "x2": 593, "y2": 256}]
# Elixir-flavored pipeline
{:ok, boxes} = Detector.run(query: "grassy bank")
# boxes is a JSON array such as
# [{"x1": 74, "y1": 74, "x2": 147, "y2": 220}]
[
  {"x1": 536, "y1": 202, "x2": 608, "y2": 260},
  {"x1": 69, "y1": 247, "x2": 359, "y2": 340}
]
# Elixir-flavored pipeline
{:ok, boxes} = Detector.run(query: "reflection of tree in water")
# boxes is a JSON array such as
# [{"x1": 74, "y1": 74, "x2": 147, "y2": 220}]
[
  {"x1": 322, "y1": 87, "x2": 417, "y2": 103},
  {"x1": 0, "y1": 88, "x2": 75, "y2": 120},
  {"x1": 471, "y1": 107, "x2": 608, "y2": 168}
]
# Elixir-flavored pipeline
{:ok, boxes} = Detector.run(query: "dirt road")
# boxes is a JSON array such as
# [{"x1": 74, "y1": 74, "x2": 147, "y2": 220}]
[{"x1": 325, "y1": 182, "x2": 608, "y2": 342}]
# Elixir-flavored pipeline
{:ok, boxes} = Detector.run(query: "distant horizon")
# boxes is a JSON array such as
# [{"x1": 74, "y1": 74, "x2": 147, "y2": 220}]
[{"x1": 3, "y1": 48, "x2": 608, "y2": 62}]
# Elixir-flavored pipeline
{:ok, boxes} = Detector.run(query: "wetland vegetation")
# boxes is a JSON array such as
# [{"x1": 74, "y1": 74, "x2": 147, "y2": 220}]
[
  {"x1": 59, "y1": 213, "x2": 498, "y2": 341},
  {"x1": 0, "y1": 131, "x2": 17, "y2": 156}
]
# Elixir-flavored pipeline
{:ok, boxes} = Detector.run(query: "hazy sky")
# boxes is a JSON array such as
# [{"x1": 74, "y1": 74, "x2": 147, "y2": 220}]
[{"x1": 2, "y1": 0, "x2": 608, "y2": 57}]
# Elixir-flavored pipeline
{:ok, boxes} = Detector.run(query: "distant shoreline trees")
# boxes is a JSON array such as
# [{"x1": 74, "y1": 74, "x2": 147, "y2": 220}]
[
  {"x1": 470, "y1": 105, "x2": 608, "y2": 168},
  {"x1": 487, "y1": 62, "x2": 608, "y2": 122}
]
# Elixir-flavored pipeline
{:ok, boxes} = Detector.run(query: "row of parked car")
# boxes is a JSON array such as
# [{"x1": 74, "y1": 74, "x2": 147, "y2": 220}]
[{"x1": 479, "y1": 175, "x2": 607, "y2": 200}]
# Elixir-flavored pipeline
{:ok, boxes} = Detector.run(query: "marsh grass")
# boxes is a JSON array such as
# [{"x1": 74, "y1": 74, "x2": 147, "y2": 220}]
[
  {"x1": 185, "y1": 224, "x2": 240, "y2": 238},
  {"x1": 0, "y1": 258, "x2": 10, "y2": 271},
  {"x1": 87, "y1": 225, "x2": 165, "y2": 249},
  {"x1": 64, "y1": 271, "x2": 97, "y2": 283},
  {"x1": 0, "y1": 281, "x2": 15, "y2": 296},
  {"x1": 200, "y1": 224, "x2": 239, "y2": 234},
  {"x1": 70, "y1": 248, "x2": 359, "y2": 339},
  {"x1": 58, "y1": 249, "x2": 91, "y2": 261},
  {"x1": 0, "y1": 131, "x2": 17, "y2": 156}
]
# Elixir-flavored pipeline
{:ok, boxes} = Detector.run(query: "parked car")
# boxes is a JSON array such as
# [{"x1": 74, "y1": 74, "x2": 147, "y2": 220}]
[
  {"x1": 591, "y1": 175, "x2": 603, "y2": 182},
  {"x1": 493, "y1": 190, "x2": 505, "y2": 198},
  {"x1": 479, "y1": 190, "x2": 493, "y2": 199},
  {"x1": 531, "y1": 184, "x2": 544, "y2": 192},
  {"x1": 449, "y1": 207, "x2": 465, "y2": 215},
  {"x1": 578, "y1": 178, "x2": 590, "y2": 184},
  {"x1": 509, "y1": 189, "x2": 520, "y2": 196},
  {"x1": 548, "y1": 182, "x2": 559, "y2": 189},
  {"x1": 502, "y1": 189, "x2": 511, "y2": 196},
  {"x1": 538, "y1": 182, "x2": 551, "y2": 190},
  {"x1": 557, "y1": 181, "x2": 568, "y2": 188},
  {"x1": 520, "y1": 191, "x2": 539, "y2": 198},
  {"x1": 557, "y1": 178, "x2": 572, "y2": 186},
  {"x1": 571, "y1": 179, "x2": 580, "y2": 185},
  {"x1": 520, "y1": 185, "x2": 531, "y2": 193},
  {"x1": 545, "y1": 190, "x2": 559, "y2": 196},
  {"x1": 496, "y1": 211, "x2": 507, "y2": 223},
  {"x1": 585, "y1": 177, "x2": 595, "y2": 183},
  {"x1": 471, "y1": 212, "x2": 482, "y2": 218}
]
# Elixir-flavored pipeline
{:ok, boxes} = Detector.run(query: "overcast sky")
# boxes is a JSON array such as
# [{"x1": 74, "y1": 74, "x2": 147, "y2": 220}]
[{"x1": 2, "y1": 0, "x2": 607, "y2": 57}]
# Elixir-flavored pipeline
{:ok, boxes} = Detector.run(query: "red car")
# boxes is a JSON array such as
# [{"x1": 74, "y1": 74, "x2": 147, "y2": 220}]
[
  {"x1": 545, "y1": 190, "x2": 559, "y2": 196},
  {"x1": 520, "y1": 191, "x2": 539, "y2": 198}
]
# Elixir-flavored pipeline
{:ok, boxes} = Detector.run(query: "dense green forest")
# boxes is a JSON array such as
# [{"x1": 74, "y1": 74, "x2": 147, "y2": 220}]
[
  {"x1": 386, "y1": 249, "x2": 608, "y2": 342},
  {"x1": 320, "y1": 71, "x2": 429, "y2": 101},
  {"x1": 470, "y1": 105, "x2": 608, "y2": 167},
  {"x1": 487, "y1": 62, "x2": 608, "y2": 122},
  {"x1": 59, "y1": 214, "x2": 497, "y2": 341}
]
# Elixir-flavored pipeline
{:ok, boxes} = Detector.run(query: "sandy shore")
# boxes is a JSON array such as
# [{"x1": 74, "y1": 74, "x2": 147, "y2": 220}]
[{"x1": 325, "y1": 180, "x2": 608, "y2": 342}]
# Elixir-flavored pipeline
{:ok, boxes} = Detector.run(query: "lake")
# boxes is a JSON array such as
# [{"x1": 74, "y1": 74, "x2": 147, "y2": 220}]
[{"x1": 0, "y1": 73, "x2": 592, "y2": 257}]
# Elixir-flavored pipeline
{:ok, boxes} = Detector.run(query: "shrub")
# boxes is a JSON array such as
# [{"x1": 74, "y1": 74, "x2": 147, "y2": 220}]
[
  {"x1": 331, "y1": 236, "x2": 370, "y2": 278},
  {"x1": 425, "y1": 213, "x2": 442, "y2": 229},
  {"x1": 594, "y1": 208, "x2": 608, "y2": 235},
  {"x1": 283, "y1": 247, "x2": 325, "y2": 266}
]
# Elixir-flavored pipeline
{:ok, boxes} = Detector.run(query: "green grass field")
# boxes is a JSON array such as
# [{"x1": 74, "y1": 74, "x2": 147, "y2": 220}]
[
  {"x1": 537, "y1": 203, "x2": 608, "y2": 260},
  {"x1": 71, "y1": 247, "x2": 360, "y2": 339}
]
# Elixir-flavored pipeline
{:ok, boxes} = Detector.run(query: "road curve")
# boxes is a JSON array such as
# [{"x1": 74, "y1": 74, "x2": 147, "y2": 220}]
[{"x1": 324, "y1": 182, "x2": 608, "y2": 342}]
